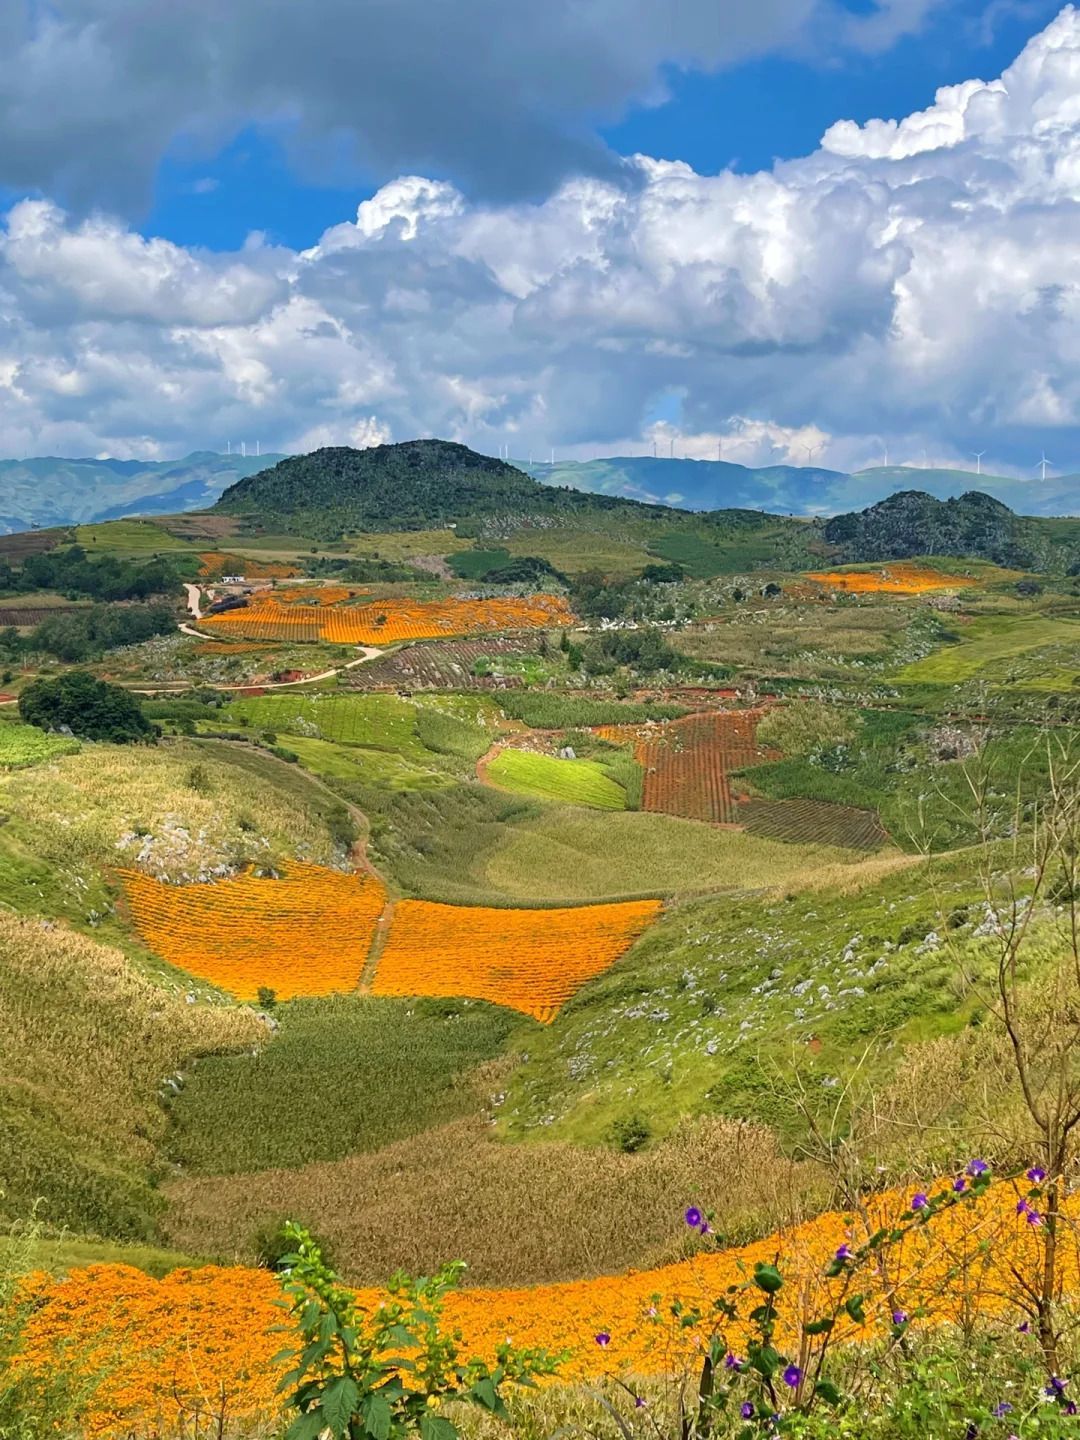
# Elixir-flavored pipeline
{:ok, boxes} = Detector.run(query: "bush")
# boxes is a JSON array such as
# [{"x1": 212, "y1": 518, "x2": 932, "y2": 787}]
[
  {"x1": 18, "y1": 671, "x2": 154, "y2": 744},
  {"x1": 757, "y1": 700, "x2": 859, "y2": 760},
  {"x1": 607, "y1": 1113, "x2": 652, "y2": 1153}
]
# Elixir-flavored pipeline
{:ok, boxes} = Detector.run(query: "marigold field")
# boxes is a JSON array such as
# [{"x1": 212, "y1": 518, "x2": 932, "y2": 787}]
[
  {"x1": 805, "y1": 562, "x2": 977, "y2": 594},
  {"x1": 372, "y1": 898, "x2": 663, "y2": 1021},
  {"x1": 20, "y1": 1181, "x2": 1079, "y2": 1438},
  {"x1": 120, "y1": 862, "x2": 386, "y2": 1000},
  {"x1": 200, "y1": 592, "x2": 575, "y2": 645},
  {"x1": 197, "y1": 552, "x2": 299, "y2": 579}
]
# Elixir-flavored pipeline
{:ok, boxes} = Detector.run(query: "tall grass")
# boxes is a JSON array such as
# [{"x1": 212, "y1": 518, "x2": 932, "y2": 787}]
[
  {"x1": 498, "y1": 694, "x2": 687, "y2": 729},
  {"x1": 168, "y1": 995, "x2": 517, "y2": 1175},
  {"x1": 164, "y1": 1116, "x2": 828, "y2": 1288},
  {"x1": 0, "y1": 912, "x2": 263, "y2": 1238}
]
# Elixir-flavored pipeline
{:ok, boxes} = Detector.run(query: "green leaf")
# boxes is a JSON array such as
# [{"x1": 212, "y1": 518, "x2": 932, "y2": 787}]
[
  {"x1": 285, "y1": 1413, "x2": 329, "y2": 1440},
  {"x1": 844, "y1": 1295, "x2": 866, "y2": 1324},
  {"x1": 804, "y1": 1318, "x2": 834, "y2": 1336},
  {"x1": 472, "y1": 1376, "x2": 499, "y2": 1411},
  {"x1": 321, "y1": 1377, "x2": 360, "y2": 1436},
  {"x1": 421, "y1": 1414, "x2": 458, "y2": 1440},
  {"x1": 364, "y1": 1394, "x2": 393, "y2": 1440},
  {"x1": 753, "y1": 1263, "x2": 784, "y2": 1294},
  {"x1": 815, "y1": 1379, "x2": 843, "y2": 1406},
  {"x1": 750, "y1": 1346, "x2": 782, "y2": 1380}
]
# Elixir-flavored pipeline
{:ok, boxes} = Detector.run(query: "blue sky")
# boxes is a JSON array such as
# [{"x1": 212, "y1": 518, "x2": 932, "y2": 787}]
[
  {"x1": 140, "y1": 0, "x2": 1063, "y2": 253},
  {"x1": 0, "y1": 0, "x2": 1077, "y2": 474}
]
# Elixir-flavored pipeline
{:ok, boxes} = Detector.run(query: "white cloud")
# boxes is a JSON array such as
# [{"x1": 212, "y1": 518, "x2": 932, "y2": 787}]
[{"x1": 0, "y1": 8, "x2": 1079, "y2": 474}]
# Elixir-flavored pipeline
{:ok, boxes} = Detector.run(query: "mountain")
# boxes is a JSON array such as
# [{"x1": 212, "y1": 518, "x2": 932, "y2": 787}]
[
  {"x1": 519, "y1": 457, "x2": 1080, "y2": 518},
  {"x1": 824, "y1": 489, "x2": 1072, "y2": 568},
  {"x1": 215, "y1": 439, "x2": 665, "y2": 537},
  {"x1": 0, "y1": 451, "x2": 285, "y2": 532}
]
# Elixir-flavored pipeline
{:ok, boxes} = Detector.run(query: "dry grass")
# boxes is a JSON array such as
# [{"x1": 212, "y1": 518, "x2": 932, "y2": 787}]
[
  {"x1": 2, "y1": 743, "x2": 338, "y2": 886},
  {"x1": 0, "y1": 911, "x2": 263, "y2": 1236},
  {"x1": 164, "y1": 1116, "x2": 828, "y2": 1287}
]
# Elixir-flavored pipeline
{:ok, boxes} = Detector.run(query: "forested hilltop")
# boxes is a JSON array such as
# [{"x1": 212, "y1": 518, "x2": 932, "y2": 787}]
[{"x1": 214, "y1": 439, "x2": 672, "y2": 538}]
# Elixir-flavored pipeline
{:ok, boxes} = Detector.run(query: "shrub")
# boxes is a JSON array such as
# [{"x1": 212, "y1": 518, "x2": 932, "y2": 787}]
[
  {"x1": 18, "y1": 671, "x2": 153, "y2": 744},
  {"x1": 757, "y1": 700, "x2": 859, "y2": 760},
  {"x1": 607, "y1": 1113, "x2": 652, "y2": 1153}
]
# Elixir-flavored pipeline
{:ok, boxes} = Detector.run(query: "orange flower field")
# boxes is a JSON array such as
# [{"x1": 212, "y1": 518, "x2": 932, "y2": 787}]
[
  {"x1": 120, "y1": 862, "x2": 386, "y2": 1000},
  {"x1": 805, "y1": 563, "x2": 978, "y2": 595},
  {"x1": 200, "y1": 592, "x2": 575, "y2": 646},
  {"x1": 20, "y1": 1181, "x2": 1080, "y2": 1437},
  {"x1": 371, "y1": 898, "x2": 662, "y2": 1021},
  {"x1": 197, "y1": 552, "x2": 299, "y2": 580}
]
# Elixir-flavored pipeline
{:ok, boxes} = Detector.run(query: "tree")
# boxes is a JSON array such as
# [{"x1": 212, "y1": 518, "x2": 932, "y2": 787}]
[{"x1": 18, "y1": 672, "x2": 153, "y2": 743}]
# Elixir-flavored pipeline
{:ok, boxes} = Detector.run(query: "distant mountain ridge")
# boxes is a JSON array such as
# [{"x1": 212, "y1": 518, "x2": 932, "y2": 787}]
[
  {"x1": 1, "y1": 444, "x2": 1079, "y2": 532},
  {"x1": 519, "y1": 457, "x2": 1080, "y2": 519},
  {"x1": 0, "y1": 450, "x2": 286, "y2": 532}
]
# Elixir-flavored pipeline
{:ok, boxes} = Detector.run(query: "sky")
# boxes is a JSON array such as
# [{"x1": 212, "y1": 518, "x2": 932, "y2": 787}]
[{"x1": 0, "y1": 0, "x2": 1077, "y2": 479}]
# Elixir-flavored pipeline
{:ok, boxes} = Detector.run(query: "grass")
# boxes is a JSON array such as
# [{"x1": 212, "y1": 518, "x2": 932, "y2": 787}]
[
  {"x1": 274, "y1": 734, "x2": 455, "y2": 790},
  {"x1": 500, "y1": 527, "x2": 656, "y2": 574},
  {"x1": 346, "y1": 528, "x2": 473, "y2": 561},
  {"x1": 742, "y1": 712, "x2": 1079, "y2": 851},
  {"x1": 497, "y1": 694, "x2": 687, "y2": 728},
  {"x1": 167, "y1": 995, "x2": 517, "y2": 1174},
  {"x1": 224, "y1": 693, "x2": 498, "y2": 779},
  {"x1": 163, "y1": 1115, "x2": 824, "y2": 1288},
  {"x1": 892, "y1": 613, "x2": 1080, "y2": 685},
  {"x1": 486, "y1": 748, "x2": 627, "y2": 809},
  {"x1": 0, "y1": 910, "x2": 262, "y2": 1240},
  {"x1": 73, "y1": 519, "x2": 187, "y2": 555},
  {"x1": 448, "y1": 547, "x2": 512, "y2": 578},
  {"x1": 0, "y1": 722, "x2": 80, "y2": 769},
  {"x1": 478, "y1": 807, "x2": 869, "y2": 901},
  {"x1": 3, "y1": 1233, "x2": 204, "y2": 1279},
  {"x1": 497, "y1": 846, "x2": 1004, "y2": 1147}
]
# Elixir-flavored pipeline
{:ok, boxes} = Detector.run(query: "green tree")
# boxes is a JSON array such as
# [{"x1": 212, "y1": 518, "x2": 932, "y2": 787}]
[{"x1": 18, "y1": 671, "x2": 153, "y2": 744}]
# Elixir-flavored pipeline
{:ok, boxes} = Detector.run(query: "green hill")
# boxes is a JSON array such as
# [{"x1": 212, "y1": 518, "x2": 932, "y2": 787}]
[
  {"x1": 214, "y1": 439, "x2": 663, "y2": 538},
  {"x1": 824, "y1": 488, "x2": 1078, "y2": 569}
]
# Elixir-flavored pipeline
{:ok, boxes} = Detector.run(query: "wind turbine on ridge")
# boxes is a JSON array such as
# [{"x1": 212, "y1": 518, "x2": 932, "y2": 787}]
[
  {"x1": 1038, "y1": 452, "x2": 1052, "y2": 481},
  {"x1": 973, "y1": 450, "x2": 985, "y2": 475}
]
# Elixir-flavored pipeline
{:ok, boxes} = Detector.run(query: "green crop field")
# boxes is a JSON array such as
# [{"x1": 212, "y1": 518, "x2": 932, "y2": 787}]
[
  {"x1": 0, "y1": 722, "x2": 80, "y2": 769},
  {"x1": 500, "y1": 526, "x2": 656, "y2": 574},
  {"x1": 485, "y1": 747, "x2": 627, "y2": 809},
  {"x1": 892, "y1": 614, "x2": 1080, "y2": 684},
  {"x1": 74, "y1": 518, "x2": 192, "y2": 556},
  {"x1": 478, "y1": 807, "x2": 869, "y2": 901},
  {"x1": 167, "y1": 995, "x2": 517, "y2": 1175}
]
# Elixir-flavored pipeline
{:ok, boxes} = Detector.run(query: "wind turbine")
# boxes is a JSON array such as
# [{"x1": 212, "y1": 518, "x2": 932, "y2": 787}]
[
  {"x1": 973, "y1": 450, "x2": 985, "y2": 475},
  {"x1": 1038, "y1": 452, "x2": 1052, "y2": 481},
  {"x1": 804, "y1": 444, "x2": 818, "y2": 466}
]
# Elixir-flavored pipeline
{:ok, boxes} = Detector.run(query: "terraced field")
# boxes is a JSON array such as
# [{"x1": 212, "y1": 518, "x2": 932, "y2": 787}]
[
  {"x1": 739, "y1": 795, "x2": 889, "y2": 849},
  {"x1": 341, "y1": 636, "x2": 535, "y2": 691},
  {"x1": 485, "y1": 747, "x2": 628, "y2": 810}
]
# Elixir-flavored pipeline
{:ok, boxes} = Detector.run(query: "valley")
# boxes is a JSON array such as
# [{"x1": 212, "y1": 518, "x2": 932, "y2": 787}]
[{"x1": 2, "y1": 441, "x2": 1080, "y2": 1436}]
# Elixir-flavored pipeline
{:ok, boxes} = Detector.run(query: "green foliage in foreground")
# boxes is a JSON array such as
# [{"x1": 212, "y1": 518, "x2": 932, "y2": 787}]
[
  {"x1": 0, "y1": 722, "x2": 80, "y2": 769},
  {"x1": 168, "y1": 996, "x2": 517, "y2": 1175},
  {"x1": 277, "y1": 1224, "x2": 558, "y2": 1440},
  {"x1": 487, "y1": 748, "x2": 627, "y2": 810},
  {"x1": 18, "y1": 671, "x2": 153, "y2": 743}
]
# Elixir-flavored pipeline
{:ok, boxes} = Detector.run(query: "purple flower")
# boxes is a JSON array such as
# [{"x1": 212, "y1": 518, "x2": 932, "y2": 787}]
[
  {"x1": 1065, "y1": 1401, "x2": 1077, "y2": 1416},
  {"x1": 699, "y1": 1221, "x2": 711, "y2": 1237},
  {"x1": 1027, "y1": 1166, "x2": 1046, "y2": 1184},
  {"x1": 724, "y1": 1352, "x2": 744, "y2": 1371},
  {"x1": 635, "y1": 1397, "x2": 648, "y2": 1409},
  {"x1": 1016, "y1": 1199, "x2": 1028, "y2": 1216},
  {"x1": 966, "y1": 1158, "x2": 989, "y2": 1177},
  {"x1": 1048, "y1": 1376, "x2": 1067, "y2": 1395},
  {"x1": 685, "y1": 1206, "x2": 703, "y2": 1228},
  {"x1": 892, "y1": 1310, "x2": 908, "y2": 1325},
  {"x1": 911, "y1": 1192, "x2": 928, "y2": 1211},
  {"x1": 741, "y1": 1402, "x2": 754, "y2": 1420},
  {"x1": 993, "y1": 1402, "x2": 1013, "y2": 1417},
  {"x1": 1018, "y1": 1320, "x2": 1030, "y2": 1333},
  {"x1": 834, "y1": 1243, "x2": 852, "y2": 1261},
  {"x1": 782, "y1": 1364, "x2": 802, "y2": 1388},
  {"x1": 953, "y1": 1176, "x2": 967, "y2": 1193},
  {"x1": 594, "y1": 1332, "x2": 611, "y2": 1348},
  {"x1": 1027, "y1": 1209, "x2": 1043, "y2": 1227}
]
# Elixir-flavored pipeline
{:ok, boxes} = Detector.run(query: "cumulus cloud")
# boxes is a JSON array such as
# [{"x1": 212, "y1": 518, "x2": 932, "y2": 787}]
[
  {"x1": 0, "y1": 0, "x2": 942, "y2": 213},
  {"x1": 0, "y1": 7, "x2": 1079, "y2": 475}
]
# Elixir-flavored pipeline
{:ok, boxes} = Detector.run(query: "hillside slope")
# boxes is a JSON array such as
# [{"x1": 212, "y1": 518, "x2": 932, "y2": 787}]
[
  {"x1": 214, "y1": 439, "x2": 662, "y2": 537},
  {"x1": 0, "y1": 450, "x2": 285, "y2": 532}
]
